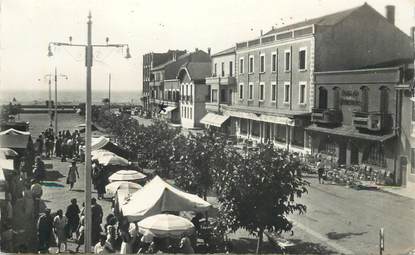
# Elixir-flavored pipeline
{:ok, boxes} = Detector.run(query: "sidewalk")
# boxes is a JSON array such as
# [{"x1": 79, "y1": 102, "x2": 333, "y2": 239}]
[{"x1": 379, "y1": 184, "x2": 415, "y2": 200}]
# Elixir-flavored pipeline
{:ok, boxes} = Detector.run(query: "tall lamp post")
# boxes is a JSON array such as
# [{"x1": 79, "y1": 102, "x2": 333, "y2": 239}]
[
  {"x1": 42, "y1": 74, "x2": 53, "y2": 127},
  {"x1": 47, "y1": 12, "x2": 131, "y2": 252},
  {"x1": 45, "y1": 69, "x2": 68, "y2": 135}
]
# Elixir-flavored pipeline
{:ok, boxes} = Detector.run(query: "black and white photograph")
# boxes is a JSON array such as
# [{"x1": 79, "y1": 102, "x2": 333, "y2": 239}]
[{"x1": 0, "y1": 0, "x2": 415, "y2": 254}]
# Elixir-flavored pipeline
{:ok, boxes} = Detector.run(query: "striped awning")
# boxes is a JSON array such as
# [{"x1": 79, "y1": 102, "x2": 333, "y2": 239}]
[{"x1": 200, "y1": 113, "x2": 230, "y2": 127}]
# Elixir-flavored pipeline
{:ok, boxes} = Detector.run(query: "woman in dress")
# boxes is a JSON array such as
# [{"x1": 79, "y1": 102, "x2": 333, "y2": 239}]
[
  {"x1": 67, "y1": 161, "x2": 80, "y2": 190},
  {"x1": 53, "y1": 209, "x2": 68, "y2": 253}
]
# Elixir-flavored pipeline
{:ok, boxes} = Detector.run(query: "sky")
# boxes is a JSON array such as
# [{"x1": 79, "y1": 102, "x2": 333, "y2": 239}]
[{"x1": 0, "y1": 0, "x2": 414, "y2": 96}]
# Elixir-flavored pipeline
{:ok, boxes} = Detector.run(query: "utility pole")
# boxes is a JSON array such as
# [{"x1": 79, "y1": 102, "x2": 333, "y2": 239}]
[
  {"x1": 48, "y1": 12, "x2": 131, "y2": 252},
  {"x1": 109, "y1": 73, "x2": 111, "y2": 111},
  {"x1": 48, "y1": 77, "x2": 52, "y2": 127}
]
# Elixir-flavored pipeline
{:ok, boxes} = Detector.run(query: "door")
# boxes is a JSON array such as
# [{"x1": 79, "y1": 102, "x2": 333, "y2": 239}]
[{"x1": 318, "y1": 87, "x2": 328, "y2": 109}]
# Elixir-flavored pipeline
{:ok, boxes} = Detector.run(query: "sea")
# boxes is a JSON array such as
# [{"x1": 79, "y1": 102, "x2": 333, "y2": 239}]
[{"x1": 0, "y1": 89, "x2": 142, "y2": 105}]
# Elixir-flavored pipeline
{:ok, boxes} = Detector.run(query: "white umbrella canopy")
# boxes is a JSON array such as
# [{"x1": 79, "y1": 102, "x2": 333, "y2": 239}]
[
  {"x1": 0, "y1": 148, "x2": 18, "y2": 158},
  {"x1": 108, "y1": 170, "x2": 147, "y2": 182},
  {"x1": 96, "y1": 154, "x2": 129, "y2": 166},
  {"x1": 92, "y1": 149, "x2": 116, "y2": 161},
  {"x1": 105, "y1": 181, "x2": 142, "y2": 196},
  {"x1": 137, "y1": 214, "x2": 195, "y2": 238}
]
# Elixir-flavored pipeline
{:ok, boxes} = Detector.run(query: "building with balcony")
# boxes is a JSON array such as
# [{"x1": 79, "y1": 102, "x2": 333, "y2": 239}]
[
  {"x1": 228, "y1": 3, "x2": 413, "y2": 154},
  {"x1": 178, "y1": 49, "x2": 211, "y2": 129},
  {"x1": 142, "y1": 50, "x2": 186, "y2": 111},
  {"x1": 200, "y1": 47, "x2": 236, "y2": 134},
  {"x1": 308, "y1": 65, "x2": 413, "y2": 185}
]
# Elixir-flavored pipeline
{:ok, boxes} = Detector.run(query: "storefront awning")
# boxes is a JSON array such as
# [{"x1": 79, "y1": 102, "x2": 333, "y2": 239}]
[
  {"x1": 224, "y1": 110, "x2": 294, "y2": 126},
  {"x1": 200, "y1": 113, "x2": 230, "y2": 127},
  {"x1": 160, "y1": 106, "x2": 177, "y2": 115},
  {"x1": 306, "y1": 124, "x2": 395, "y2": 142}
]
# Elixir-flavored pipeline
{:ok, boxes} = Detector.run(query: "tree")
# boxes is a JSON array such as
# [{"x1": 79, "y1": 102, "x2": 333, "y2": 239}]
[
  {"x1": 212, "y1": 142, "x2": 310, "y2": 254},
  {"x1": 173, "y1": 129, "x2": 227, "y2": 200}
]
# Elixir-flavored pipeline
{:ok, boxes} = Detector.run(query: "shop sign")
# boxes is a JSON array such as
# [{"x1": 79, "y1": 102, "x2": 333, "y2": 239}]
[{"x1": 340, "y1": 90, "x2": 360, "y2": 105}]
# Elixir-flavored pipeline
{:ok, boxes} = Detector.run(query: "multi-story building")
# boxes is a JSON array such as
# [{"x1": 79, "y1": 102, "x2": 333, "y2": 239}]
[
  {"x1": 223, "y1": 3, "x2": 413, "y2": 154},
  {"x1": 149, "y1": 49, "x2": 211, "y2": 127},
  {"x1": 201, "y1": 47, "x2": 237, "y2": 134},
  {"x1": 178, "y1": 49, "x2": 211, "y2": 129},
  {"x1": 309, "y1": 65, "x2": 413, "y2": 185},
  {"x1": 142, "y1": 50, "x2": 186, "y2": 111}
]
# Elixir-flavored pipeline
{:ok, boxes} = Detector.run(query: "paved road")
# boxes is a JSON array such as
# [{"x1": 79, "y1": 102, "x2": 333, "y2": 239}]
[{"x1": 285, "y1": 177, "x2": 415, "y2": 254}]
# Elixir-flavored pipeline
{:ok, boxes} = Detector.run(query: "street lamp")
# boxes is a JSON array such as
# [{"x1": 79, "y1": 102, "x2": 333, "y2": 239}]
[
  {"x1": 47, "y1": 12, "x2": 131, "y2": 252},
  {"x1": 44, "y1": 70, "x2": 68, "y2": 134}
]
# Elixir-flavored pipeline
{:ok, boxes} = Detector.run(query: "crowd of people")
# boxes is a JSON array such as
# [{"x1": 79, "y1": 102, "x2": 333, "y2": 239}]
[{"x1": 33, "y1": 128, "x2": 85, "y2": 163}]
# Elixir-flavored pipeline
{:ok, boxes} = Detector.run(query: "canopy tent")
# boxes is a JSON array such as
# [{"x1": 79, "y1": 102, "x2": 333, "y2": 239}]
[
  {"x1": 121, "y1": 175, "x2": 211, "y2": 221},
  {"x1": 0, "y1": 128, "x2": 30, "y2": 149},
  {"x1": 0, "y1": 148, "x2": 19, "y2": 159},
  {"x1": 91, "y1": 149, "x2": 116, "y2": 161},
  {"x1": 96, "y1": 154, "x2": 129, "y2": 166},
  {"x1": 90, "y1": 136, "x2": 130, "y2": 159}
]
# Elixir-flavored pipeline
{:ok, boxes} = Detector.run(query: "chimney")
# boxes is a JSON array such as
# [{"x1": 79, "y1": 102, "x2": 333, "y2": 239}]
[
  {"x1": 172, "y1": 51, "x2": 177, "y2": 61},
  {"x1": 207, "y1": 47, "x2": 211, "y2": 56},
  {"x1": 385, "y1": 5, "x2": 395, "y2": 25}
]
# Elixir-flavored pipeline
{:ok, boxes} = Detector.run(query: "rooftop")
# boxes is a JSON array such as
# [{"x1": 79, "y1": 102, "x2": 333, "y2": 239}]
[{"x1": 211, "y1": 47, "x2": 236, "y2": 57}]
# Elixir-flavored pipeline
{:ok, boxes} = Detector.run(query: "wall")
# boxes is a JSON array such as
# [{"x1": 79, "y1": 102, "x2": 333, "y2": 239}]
[
  {"x1": 400, "y1": 93, "x2": 415, "y2": 184},
  {"x1": 315, "y1": 4, "x2": 413, "y2": 71},
  {"x1": 212, "y1": 54, "x2": 236, "y2": 77},
  {"x1": 235, "y1": 37, "x2": 313, "y2": 113},
  {"x1": 315, "y1": 68, "x2": 400, "y2": 126}
]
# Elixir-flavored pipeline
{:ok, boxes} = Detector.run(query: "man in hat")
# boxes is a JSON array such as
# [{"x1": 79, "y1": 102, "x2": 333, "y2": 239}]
[{"x1": 37, "y1": 208, "x2": 53, "y2": 253}]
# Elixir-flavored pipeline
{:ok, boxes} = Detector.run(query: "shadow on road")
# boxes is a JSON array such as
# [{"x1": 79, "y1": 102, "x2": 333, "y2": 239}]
[
  {"x1": 326, "y1": 231, "x2": 367, "y2": 240},
  {"x1": 70, "y1": 189, "x2": 84, "y2": 193},
  {"x1": 288, "y1": 238, "x2": 338, "y2": 254},
  {"x1": 44, "y1": 170, "x2": 65, "y2": 181}
]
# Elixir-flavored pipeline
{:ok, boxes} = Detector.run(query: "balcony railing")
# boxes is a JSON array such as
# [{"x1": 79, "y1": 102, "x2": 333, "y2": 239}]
[
  {"x1": 205, "y1": 76, "x2": 236, "y2": 86},
  {"x1": 352, "y1": 111, "x2": 393, "y2": 132},
  {"x1": 311, "y1": 108, "x2": 342, "y2": 126}
]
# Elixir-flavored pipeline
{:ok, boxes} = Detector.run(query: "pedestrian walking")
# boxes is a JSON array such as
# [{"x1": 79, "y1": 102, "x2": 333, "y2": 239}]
[
  {"x1": 75, "y1": 216, "x2": 84, "y2": 253},
  {"x1": 91, "y1": 198, "x2": 103, "y2": 245},
  {"x1": 67, "y1": 160, "x2": 80, "y2": 190},
  {"x1": 65, "y1": 198, "x2": 80, "y2": 239},
  {"x1": 53, "y1": 209, "x2": 68, "y2": 253},
  {"x1": 317, "y1": 159, "x2": 325, "y2": 184},
  {"x1": 37, "y1": 208, "x2": 53, "y2": 253}
]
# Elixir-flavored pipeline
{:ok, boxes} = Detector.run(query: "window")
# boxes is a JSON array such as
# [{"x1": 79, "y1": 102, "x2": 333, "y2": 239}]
[
  {"x1": 229, "y1": 61, "x2": 233, "y2": 77},
  {"x1": 190, "y1": 84, "x2": 193, "y2": 97},
  {"x1": 212, "y1": 89, "x2": 218, "y2": 102},
  {"x1": 167, "y1": 90, "x2": 172, "y2": 101},
  {"x1": 240, "y1": 119, "x2": 248, "y2": 135},
  {"x1": 284, "y1": 83, "x2": 290, "y2": 103},
  {"x1": 332, "y1": 87, "x2": 340, "y2": 110},
  {"x1": 259, "y1": 83, "x2": 265, "y2": 101},
  {"x1": 214, "y1": 63, "x2": 217, "y2": 77},
  {"x1": 292, "y1": 127, "x2": 304, "y2": 147},
  {"x1": 184, "y1": 107, "x2": 187, "y2": 118},
  {"x1": 260, "y1": 54, "x2": 265, "y2": 73},
  {"x1": 251, "y1": 121, "x2": 260, "y2": 137},
  {"x1": 299, "y1": 82, "x2": 306, "y2": 104},
  {"x1": 284, "y1": 50, "x2": 291, "y2": 71},
  {"x1": 186, "y1": 85, "x2": 188, "y2": 96},
  {"x1": 239, "y1": 58, "x2": 244, "y2": 74},
  {"x1": 239, "y1": 84, "x2": 244, "y2": 99},
  {"x1": 220, "y1": 89, "x2": 226, "y2": 103},
  {"x1": 249, "y1": 55, "x2": 254, "y2": 73},
  {"x1": 206, "y1": 85, "x2": 211, "y2": 101},
  {"x1": 271, "y1": 82, "x2": 277, "y2": 102},
  {"x1": 380, "y1": 87, "x2": 389, "y2": 113},
  {"x1": 274, "y1": 124, "x2": 286, "y2": 142},
  {"x1": 271, "y1": 52, "x2": 277, "y2": 72},
  {"x1": 249, "y1": 83, "x2": 253, "y2": 100},
  {"x1": 221, "y1": 62, "x2": 225, "y2": 77},
  {"x1": 361, "y1": 86, "x2": 369, "y2": 112},
  {"x1": 299, "y1": 48, "x2": 307, "y2": 70},
  {"x1": 181, "y1": 106, "x2": 183, "y2": 118}
]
